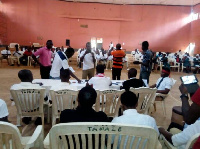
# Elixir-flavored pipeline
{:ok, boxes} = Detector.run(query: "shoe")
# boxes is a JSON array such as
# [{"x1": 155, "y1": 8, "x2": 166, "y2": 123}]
[
  {"x1": 22, "y1": 117, "x2": 31, "y2": 125},
  {"x1": 34, "y1": 117, "x2": 42, "y2": 125},
  {"x1": 10, "y1": 64, "x2": 14, "y2": 66}
]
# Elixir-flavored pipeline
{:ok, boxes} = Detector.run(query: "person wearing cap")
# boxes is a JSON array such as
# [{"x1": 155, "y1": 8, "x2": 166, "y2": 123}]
[
  {"x1": 150, "y1": 67, "x2": 173, "y2": 94},
  {"x1": 193, "y1": 54, "x2": 200, "y2": 74},
  {"x1": 0, "y1": 99, "x2": 9, "y2": 122}
]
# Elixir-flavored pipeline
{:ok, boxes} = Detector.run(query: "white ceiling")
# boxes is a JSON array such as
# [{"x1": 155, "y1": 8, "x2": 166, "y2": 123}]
[{"x1": 60, "y1": 0, "x2": 200, "y2": 6}]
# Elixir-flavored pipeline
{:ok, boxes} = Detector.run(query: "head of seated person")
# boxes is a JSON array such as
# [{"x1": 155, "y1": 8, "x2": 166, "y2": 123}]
[
  {"x1": 96, "y1": 64, "x2": 105, "y2": 75},
  {"x1": 18, "y1": 69, "x2": 33, "y2": 82},
  {"x1": 65, "y1": 47, "x2": 74, "y2": 59},
  {"x1": 121, "y1": 91, "x2": 138, "y2": 111},
  {"x1": 78, "y1": 86, "x2": 97, "y2": 109},
  {"x1": 161, "y1": 67, "x2": 170, "y2": 78},
  {"x1": 128, "y1": 68, "x2": 137, "y2": 79},
  {"x1": 60, "y1": 69, "x2": 70, "y2": 83}
]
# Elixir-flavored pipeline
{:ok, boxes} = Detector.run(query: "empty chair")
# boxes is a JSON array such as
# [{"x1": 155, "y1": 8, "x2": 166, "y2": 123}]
[
  {"x1": 130, "y1": 87, "x2": 157, "y2": 115},
  {"x1": 10, "y1": 88, "x2": 45, "y2": 128},
  {"x1": 95, "y1": 89, "x2": 124, "y2": 117},
  {"x1": 0, "y1": 121, "x2": 43, "y2": 149},
  {"x1": 43, "y1": 122, "x2": 159, "y2": 149},
  {"x1": 50, "y1": 89, "x2": 79, "y2": 126}
]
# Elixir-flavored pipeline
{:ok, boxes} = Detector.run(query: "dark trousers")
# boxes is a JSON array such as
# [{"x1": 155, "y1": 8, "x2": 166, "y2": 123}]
[
  {"x1": 112, "y1": 67, "x2": 122, "y2": 80},
  {"x1": 139, "y1": 71, "x2": 150, "y2": 84},
  {"x1": 40, "y1": 65, "x2": 51, "y2": 79}
]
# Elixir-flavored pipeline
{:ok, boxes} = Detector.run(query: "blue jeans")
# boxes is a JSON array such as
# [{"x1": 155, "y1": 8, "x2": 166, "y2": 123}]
[{"x1": 139, "y1": 71, "x2": 150, "y2": 84}]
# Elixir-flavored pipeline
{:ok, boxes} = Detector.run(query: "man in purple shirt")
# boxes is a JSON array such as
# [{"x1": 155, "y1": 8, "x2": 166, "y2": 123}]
[{"x1": 32, "y1": 40, "x2": 53, "y2": 79}]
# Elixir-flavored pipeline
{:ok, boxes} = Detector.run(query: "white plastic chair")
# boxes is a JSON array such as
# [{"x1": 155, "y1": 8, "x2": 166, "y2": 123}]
[
  {"x1": 50, "y1": 89, "x2": 79, "y2": 126},
  {"x1": 170, "y1": 61, "x2": 180, "y2": 72},
  {"x1": 160, "y1": 133, "x2": 200, "y2": 149},
  {"x1": 0, "y1": 121, "x2": 43, "y2": 149},
  {"x1": 155, "y1": 78, "x2": 176, "y2": 116},
  {"x1": 130, "y1": 87, "x2": 157, "y2": 115},
  {"x1": 43, "y1": 122, "x2": 159, "y2": 149},
  {"x1": 32, "y1": 43, "x2": 41, "y2": 48},
  {"x1": 9, "y1": 43, "x2": 20, "y2": 49},
  {"x1": 10, "y1": 88, "x2": 46, "y2": 128},
  {"x1": 95, "y1": 89, "x2": 124, "y2": 117}
]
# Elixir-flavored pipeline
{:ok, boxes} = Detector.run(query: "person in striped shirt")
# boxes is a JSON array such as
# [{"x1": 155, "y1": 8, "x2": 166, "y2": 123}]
[{"x1": 111, "y1": 43, "x2": 125, "y2": 80}]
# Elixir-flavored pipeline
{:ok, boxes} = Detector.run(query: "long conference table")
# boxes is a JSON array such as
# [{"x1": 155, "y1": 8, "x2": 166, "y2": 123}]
[{"x1": 32, "y1": 79, "x2": 124, "y2": 96}]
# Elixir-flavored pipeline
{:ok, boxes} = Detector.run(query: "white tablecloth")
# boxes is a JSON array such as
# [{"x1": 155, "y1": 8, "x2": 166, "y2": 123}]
[{"x1": 32, "y1": 79, "x2": 124, "y2": 96}]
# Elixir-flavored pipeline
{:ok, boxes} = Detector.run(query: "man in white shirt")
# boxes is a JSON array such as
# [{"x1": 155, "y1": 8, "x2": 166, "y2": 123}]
[
  {"x1": 0, "y1": 99, "x2": 9, "y2": 122},
  {"x1": 159, "y1": 120, "x2": 200, "y2": 149},
  {"x1": 9, "y1": 44, "x2": 22, "y2": 66},
  {"x1": 111, "y1": 91, "x2": 159, "y2": 135},
  {"x1": 50, "y1": 69, "x2": 78, "y2": 91},
  {"x1": 150, "y1": 67, "x2": 173, "y2": 94},
  {"x1": 88, "y1": 64, "x2": 111, "y2": 90},
  {"x1": 10, "y1": 69, "x2": 46, "y2": 125},
  {"x1": 50, "y1": 47, "x2": 81, "y2": 82},
  {"x1": 80, "y1": 42, "x2": 96, "y2": 79},
  {"x1": 106, "y1": 47, "x2": 113, "y2": 70},
  {"x1": 0, "y1": 46, "x2": 11, "y2": 64}
]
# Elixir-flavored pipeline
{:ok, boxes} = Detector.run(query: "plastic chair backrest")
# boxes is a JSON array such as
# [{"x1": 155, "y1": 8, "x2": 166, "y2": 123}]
[{"x1": 49, "y1": 122, "x2": 158, "y2": 149}]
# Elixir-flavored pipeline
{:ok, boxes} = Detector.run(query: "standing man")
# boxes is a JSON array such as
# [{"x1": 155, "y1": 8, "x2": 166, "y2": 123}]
[
  {"x1": 32, "y1": 40, "x2": 53, "y2": 79},
  {"x1": 80, "y1": 42, "x2": 96, "y2": 80},
  {"x1": 111, "y1": 43, "x2": 125, "y2": 80},
  {"x1": 50, "y1": 47, "x2": 81, "y2": 82},
  {"x1": 134, "y1": 41, "x2": 152, "y2": 84}
]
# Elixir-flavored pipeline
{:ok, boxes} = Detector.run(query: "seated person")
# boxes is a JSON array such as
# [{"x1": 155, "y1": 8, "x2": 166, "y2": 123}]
[
  {"x1": 121, "y1": 68, "x2": 144, "y2": 91},
  {"x1": 9, "y1": 44, "x2": 22, "y2": 66},
  {"x1": 50, "y1": 47, "x2": 80, "y2": 82},
  {"x1": 161, "y1": 54, "x2": 170, "y2": 69},
  {"x1": 182, "y1": 54, "x2": 191, "y2": 73},
  {"x1": 10, "y1": 69, "x2": 46, "y2": 125},
  {"x1": 50, "y1": 69, "x2": 78, "y2": 91},
  {"x1": 106, "y1": 47, "x2": 113, "y2": 70},
  {"x1": 111, "y1": 91, "x2": 159, "y2": 135},
  {"x1": 150, "y1": 67, "x2": 173, "y2": 94},
  {"x1": 60, "y1": 86, "x2": 109, "y2": 123},
  {"x1": 0, "y1": 99, "x2": 9, "y2": 122},
  {"x1": 159, "y1": 120, "x2": 200, "y2": 149},
  {"x1": 167, "y1": 85, "x2": 200, "y2": 133},
  {"x1": 88, "y1": 64, "x2": 111, "y2": 90},
  {"x1": 193, "y1": 54, "x2": 200, "y2": 74},
  {"x1": 0, "y1": 46, "x2": 11, "y2": 64},
  {"x1": 19, "y1": 46, "x2": 33, "y2": 65}
]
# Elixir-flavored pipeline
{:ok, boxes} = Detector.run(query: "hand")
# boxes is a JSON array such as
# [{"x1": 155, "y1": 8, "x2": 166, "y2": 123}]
[
  {"x1": 179, "y1": 84, "x2": 188, "y2": 94},
  {"x1": 77, "y1": 79, "x2": 81, "y2": 84},
  {"x1": 133, "y1": 61, "x2": 140, "y2": 64},
  {"x1": 158, "y1": 127, "x2": 165, "y2": 134}
]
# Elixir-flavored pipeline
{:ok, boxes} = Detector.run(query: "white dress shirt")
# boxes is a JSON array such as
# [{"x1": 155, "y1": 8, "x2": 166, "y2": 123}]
[
  {"x1": 172, "y1": 121, "x2": 200, "y2": 149},
  {"x1": 156, "y1": 77, "x2": 173, "y2": 91},
  {"x1": 0, "y1": 99, "x2": 9, "y2": 118},
  {"x1": 50, "y1": 52, "x2": 70, "y2": 78},
  {"x1": 88, "y1": 74, "x2": 111, "y2": 90},
  {"x1": 80, "y1": 50, "x2": 95, "y2": 70},
  {"x1": 112, "y1": 109, "x2": 159, "y2": 135}
]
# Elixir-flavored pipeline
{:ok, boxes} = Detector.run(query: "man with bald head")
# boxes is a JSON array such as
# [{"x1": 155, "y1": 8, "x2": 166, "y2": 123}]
[{"x1": 122, "y1": 68, "x2": 144, "y2": 91}]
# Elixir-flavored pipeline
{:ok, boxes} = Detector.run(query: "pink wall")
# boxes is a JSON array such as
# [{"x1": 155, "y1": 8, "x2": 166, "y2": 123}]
[
  {"x1": 191, "y1": 4, "x2": 200, "y2": 54},
  {"x1": 0, "y1": 0, "x2": 193, "y2": 52}
]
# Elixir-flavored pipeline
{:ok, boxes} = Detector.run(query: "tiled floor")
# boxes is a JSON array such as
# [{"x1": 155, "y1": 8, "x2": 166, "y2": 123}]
[{"x1": 0, "y1": 62, "x2": 198, "y2": 137}]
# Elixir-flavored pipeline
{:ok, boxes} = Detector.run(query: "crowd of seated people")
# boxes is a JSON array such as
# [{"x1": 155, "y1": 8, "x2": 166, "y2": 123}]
[{"x1": 1, "y1": 65, "x2": 200, "y2": 148}]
